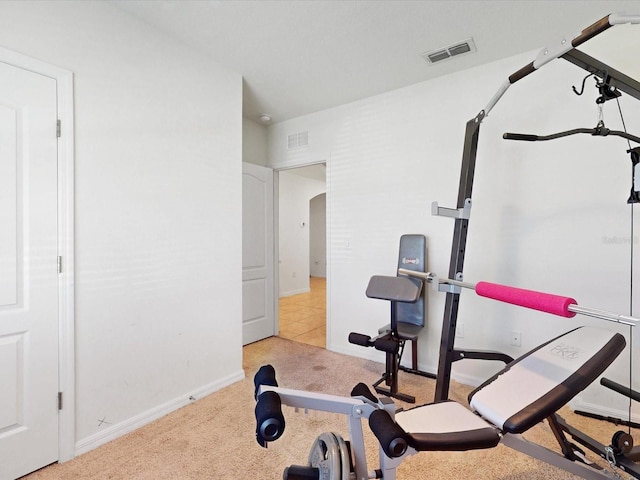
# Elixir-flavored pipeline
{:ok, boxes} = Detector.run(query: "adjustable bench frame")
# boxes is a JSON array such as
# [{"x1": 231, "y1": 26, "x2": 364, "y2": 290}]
[
  {"x1": 256, "y1": 386, "x2": 622, "y2": 480},
  {"x1": 349, "y1": 235, "x2": 433, "y2": 403},
  {"x1": 349, "y1": 274, "x2": 432, "y2": 403},
  {"x1": 256, "y1": 326, "x2": 627, "y2": 480}
]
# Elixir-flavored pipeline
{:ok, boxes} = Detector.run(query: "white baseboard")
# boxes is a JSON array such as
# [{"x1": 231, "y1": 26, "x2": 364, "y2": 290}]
[
  {"x1": 449, "y1": 370, "x2": 485, "y2": 389},
  {"x1": 329, "y1": 343, "x2": 385, "y2": 364},
  {"x1": 279, "y1": 287, "x2": 310, "y2": 298},
  {"x1": 74, "y1": 369, "x2": 245, "y2": 457}
]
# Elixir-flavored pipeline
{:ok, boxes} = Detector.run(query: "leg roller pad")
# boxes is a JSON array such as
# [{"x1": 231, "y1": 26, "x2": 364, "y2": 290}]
[
  {"x1": 255, "y1": 390, "x2": 285, "y2": 446},
  {"x1": 254, "y1": 364, "x2": 278, "y2": 399},
  {"x1": 369, "y1": 409, "x2": 408, "y2": 458},
  {"x1": 348, "y1": 332, "x2": 371, "y2": 347},
  {"x1": 373, "y1": 337, "x2": 399, "y2": 354}
]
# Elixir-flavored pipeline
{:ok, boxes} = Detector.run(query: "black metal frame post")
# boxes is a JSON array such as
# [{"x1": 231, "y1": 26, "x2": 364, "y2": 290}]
[
  {"x1": 434, "y1": 112, "x2": 483, "y2": 402},
  {"x1": 433, "y1": 112, "x2": 516, "y2": 402}
]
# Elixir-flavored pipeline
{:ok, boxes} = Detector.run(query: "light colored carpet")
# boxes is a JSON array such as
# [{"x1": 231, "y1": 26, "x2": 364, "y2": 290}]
[{"x1": 24, "y1": 336, "x2": 636, "y2": 479}]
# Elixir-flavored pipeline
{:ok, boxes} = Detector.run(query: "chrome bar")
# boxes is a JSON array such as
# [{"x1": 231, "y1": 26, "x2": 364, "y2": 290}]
[
  {"x1": 397, "y1": 269, "x2": 476, "y2": 290},
  {"x1": 397, "y1": 268, "x2": 433, "y2": 281},
  {"x1": 568, "y1": 305, "x2": 638, "y2": 326},
  {"x1": 445, "y1": 278, "x2": 477, "y2": 290},
  {"x1": 398, "y1": 268, "x2": 637, "y2": 326}
]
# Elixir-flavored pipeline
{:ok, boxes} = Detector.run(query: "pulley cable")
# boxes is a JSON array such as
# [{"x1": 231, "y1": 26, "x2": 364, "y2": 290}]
[{"x1": 615, "y1": 96, "x2": 635, "y2": 434}]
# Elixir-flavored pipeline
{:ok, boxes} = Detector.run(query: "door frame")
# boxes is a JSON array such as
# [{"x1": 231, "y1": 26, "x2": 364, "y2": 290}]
[
  {"x1": 0, "y1": 47, "x2": 75, "y2": 462},
  {"x1": 273, "y1": 161, "x2": 327, "y2": 343}
]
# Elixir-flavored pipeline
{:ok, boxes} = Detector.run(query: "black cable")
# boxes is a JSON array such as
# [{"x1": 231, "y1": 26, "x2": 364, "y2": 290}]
[
  {"x1": 616, "y1": 97, "x2": 635, "y2": 434},
  {"x1": 617, "y1": 98, "x2": 633, "y2": 152}
]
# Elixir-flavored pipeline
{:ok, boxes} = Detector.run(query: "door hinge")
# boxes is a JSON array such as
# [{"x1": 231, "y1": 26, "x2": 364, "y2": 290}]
[
  {"x1": 57, "y1": 119, "x2": 61, "y2": 138},
  {"x1": 58, "y1": 392, "x2": 63, "y2": 410},
  {"x1": 57, "y1": 256, "x2": 62, "y2": 273}
]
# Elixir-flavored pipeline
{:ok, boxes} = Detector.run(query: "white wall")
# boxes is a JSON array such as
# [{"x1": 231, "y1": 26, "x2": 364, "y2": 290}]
[
  {"x1": 0, "y1": 1, "x2": 243, "y2": 453},
  {"x1": 279, "y1": 171, "x2": 326, "y2": 296},
  {"x1": 243, "y1": 117, "x2": 268, "y2": 166},
  {"x1": 269, "y1": 48, "x2": 640, "y2": 418}
]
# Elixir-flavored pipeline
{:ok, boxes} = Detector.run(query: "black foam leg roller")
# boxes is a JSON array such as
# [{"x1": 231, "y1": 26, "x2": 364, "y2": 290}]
[
  {"x1": 373, "y1": 337, "x2": 399, "y2": 354},
  {"x1": 369, "y1": 409, "x2": 408, "y2": 458},
  {"x1": 254, "y1": 364, "x2": 278, "y2": 399},
  {"x1": 348, "y1": 332, "x2": 371, "y2": 346},
  {"x1": 255, "y1": 390, "x2": 285, "y2": 447}
]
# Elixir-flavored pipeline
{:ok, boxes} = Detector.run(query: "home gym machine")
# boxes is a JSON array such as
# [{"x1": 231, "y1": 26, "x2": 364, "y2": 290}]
[
  {"x1": 253, "y1": 12, "x2": 640, "y2": 480},
  {"x1": 427, "y1": 11, "x2": 640, "y2": 478},
  {"x1": 255, "y1": 274, "x2": 635, "y2": 480},
  {"x1": 432, "y1": 12, "x2": 640, "y2": 405}
]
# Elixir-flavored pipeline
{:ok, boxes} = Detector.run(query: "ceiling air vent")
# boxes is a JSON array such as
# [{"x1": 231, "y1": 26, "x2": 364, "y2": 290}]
[
  {"x1": 422, "y1": 38, "x2": 477, "y2": 65},
  {"x1": 287, "y1": 131, "x2": 309, "y2": 149}
]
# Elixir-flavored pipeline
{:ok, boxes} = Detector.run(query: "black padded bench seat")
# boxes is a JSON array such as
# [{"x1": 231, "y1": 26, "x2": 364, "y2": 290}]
[{"x1": 394, "y1": 326, "x2": 625, "y2": 452}]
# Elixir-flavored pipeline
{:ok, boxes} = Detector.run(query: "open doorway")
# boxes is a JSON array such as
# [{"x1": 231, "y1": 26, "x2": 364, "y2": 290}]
[{"x1": 277, "y1": 164, "x2": 326, "y2": 347}]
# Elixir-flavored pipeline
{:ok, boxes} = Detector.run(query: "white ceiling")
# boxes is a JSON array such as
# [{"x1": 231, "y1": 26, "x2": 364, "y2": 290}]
[{"x1": 112, "y1": 0, "x2": 640, "y2": 124}]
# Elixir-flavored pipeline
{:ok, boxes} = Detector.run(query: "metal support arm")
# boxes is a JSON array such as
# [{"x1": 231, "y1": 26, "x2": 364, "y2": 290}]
[{"x1": 434, "y1": 112, "x2": 484, "y2": 401}]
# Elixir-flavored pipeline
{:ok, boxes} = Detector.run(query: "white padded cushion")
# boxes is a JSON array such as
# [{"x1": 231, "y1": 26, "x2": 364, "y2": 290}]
[
  {"x1": 396, "y1": 401, "x2": 492, "y2": 434},
  {"x1": 394, "y1": 400, "x2": 501, "y2": 451},
  {"x1": 469, "y1": 326, "x2": 616, "y2": 430}
]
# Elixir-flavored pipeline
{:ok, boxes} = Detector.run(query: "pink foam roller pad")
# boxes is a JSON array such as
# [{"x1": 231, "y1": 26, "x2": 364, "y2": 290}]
[{"x1": 475, "y1": 281, "x2": 577, "y2": 318}]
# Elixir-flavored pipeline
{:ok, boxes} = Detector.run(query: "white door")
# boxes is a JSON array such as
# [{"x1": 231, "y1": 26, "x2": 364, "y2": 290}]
[
  {"x1": 0, "y1": 61, "x2": 59, "y2": 479},
  {"x1": 242, "y1": 163, "x2": 275, "y2": 345}
]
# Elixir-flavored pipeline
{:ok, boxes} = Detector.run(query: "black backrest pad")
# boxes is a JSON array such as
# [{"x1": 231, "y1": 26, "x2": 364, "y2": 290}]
[
  {"x1": 468, "y1": 326, "x2": 626, "y2": 434},
  {"x1": 395, "y1": 234, "x2": 426, "y2": 327}
]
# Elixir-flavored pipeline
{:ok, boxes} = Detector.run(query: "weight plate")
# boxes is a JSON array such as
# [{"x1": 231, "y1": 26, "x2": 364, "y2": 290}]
[
  {"x1": 334, "y1": 434, "x2": 353, "y2": 480},
  {"x1": 308, "y1": 432, "x2": 342, "y2": 480}
]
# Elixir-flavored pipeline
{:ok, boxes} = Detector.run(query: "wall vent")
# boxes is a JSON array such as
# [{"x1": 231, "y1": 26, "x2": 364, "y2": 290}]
[
  {"x1": 422, "y1": 38, "x2": 477, "y2": 65},
  {"x1": 287, "y1": 131, "x2": 309, "y2": 149}
]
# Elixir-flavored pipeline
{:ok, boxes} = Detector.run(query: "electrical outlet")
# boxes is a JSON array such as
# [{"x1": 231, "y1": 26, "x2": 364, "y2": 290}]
[{"x1": 510, "y1": 330, "x2": 521, "y2": 347}]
